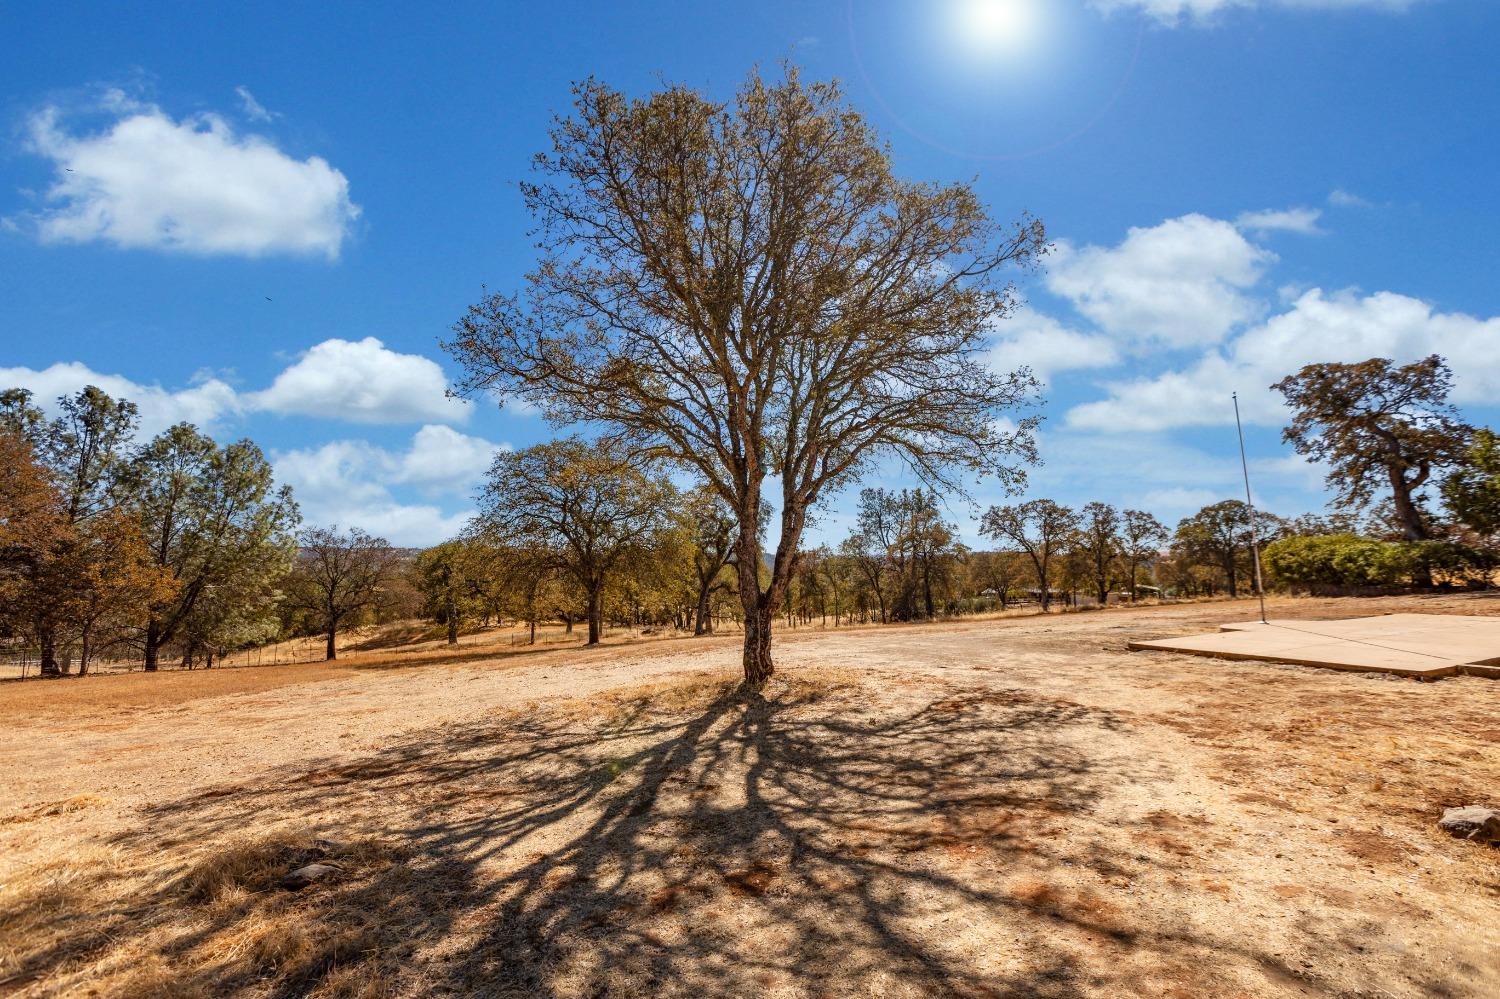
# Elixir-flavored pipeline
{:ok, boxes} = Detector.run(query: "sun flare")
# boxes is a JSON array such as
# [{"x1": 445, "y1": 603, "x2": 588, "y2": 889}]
[{"x1": 954, "y1": 0, "x2": 1042, "y2": 55}]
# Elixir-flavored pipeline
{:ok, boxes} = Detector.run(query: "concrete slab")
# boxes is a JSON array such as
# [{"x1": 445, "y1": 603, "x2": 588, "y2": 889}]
[{"x1": 1127, "y1": 613, "x2": 1500, "y2": 679}]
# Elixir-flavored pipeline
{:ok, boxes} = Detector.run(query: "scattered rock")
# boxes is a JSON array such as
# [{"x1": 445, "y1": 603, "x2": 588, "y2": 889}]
[
  {"x1": 1438, "y1": 806, "x2": 1500, "y2": 844},
  {"x1": 281, "y1": 862, "x2": 344, "y2": 890}
]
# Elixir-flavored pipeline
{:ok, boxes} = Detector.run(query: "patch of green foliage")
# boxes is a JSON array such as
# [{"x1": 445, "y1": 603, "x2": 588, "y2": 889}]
[{"x1": 1264, "y1": 533, "x2": 1491, "y2": 590}]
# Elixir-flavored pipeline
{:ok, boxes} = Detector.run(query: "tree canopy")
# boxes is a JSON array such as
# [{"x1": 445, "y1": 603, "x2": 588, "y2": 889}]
[
  {"x1": 478, "y1": 438, "x2": 675, "y2": 645},
  {"x1": 447, "y1": 67, "x2": 1045, "y2": 685},
  {"x1": 979, "y1": 500, "x2": 1077, "y2": 611},
  {"x1": 1273, "y1": 355, "x2": 1471, "y2": 541},
  {"x1": 1442, "y1": 428, "x2": 1500, "y2": 537}
]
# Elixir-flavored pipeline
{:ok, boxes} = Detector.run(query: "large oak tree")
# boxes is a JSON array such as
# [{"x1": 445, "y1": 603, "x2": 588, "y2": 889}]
[
  {"x1": 1273, "y1": 355, "x2": 1471, "y2": 542},
  {"x1": 447, "y1": 69, "x2": 1044, "y2": 685}
]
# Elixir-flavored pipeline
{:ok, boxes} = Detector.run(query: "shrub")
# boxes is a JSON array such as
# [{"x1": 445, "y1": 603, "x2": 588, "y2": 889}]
[
  {"x1": 1265, "y1": 533, "x2": 1493, "y2": 590},
  {"x1": 1263, "y1": 534, "x2": 1404, "y2": 589}
]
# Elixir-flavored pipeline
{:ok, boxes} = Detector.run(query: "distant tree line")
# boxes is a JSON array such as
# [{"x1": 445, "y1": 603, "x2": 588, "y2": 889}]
[{"x1": 4, "y1": 349, "x2": 1498, "y2": 679}]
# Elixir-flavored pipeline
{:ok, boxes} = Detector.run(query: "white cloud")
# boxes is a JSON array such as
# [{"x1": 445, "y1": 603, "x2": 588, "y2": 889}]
[
  {"x1": 2, "y1": 338, "x2": 470, "y2": 432},
  {"x1": 250, "y1": 338, "x2": 469, "y2": 425},
  {"x1": 1046, "y1": 214, "x2": 1275, "y2": 349},
  {"x1": 16, "y1": 98, "x2": 358, "y2": 258},
  {"x1": 0, "y1": 361, "x2": 240, "y2": 437},
  {"x1": 1250, "y1": 453, "x2": 1326, "y2": 491},
  {"x1": 273, "y1": 426, "x2": 505, "y2": 545},
  {"x1": 987, "y1": 311, "x2": 1120, "y2": 385},
  {"x1": 234, "y1": 86, "x2": 276, "y2": 123},
  {"x1": 1137, "y1": 488, "x2": 1225, "y2": 518},
  {"x1": 1066, "y1": 288, "x2": 1500, "y2": 432},
  {"x1": 397, "y1": 424, "x2": 507, "y2": 491},
  {"x1": 1091, "y1": 0, "x2": 1421, "y2": 27},
  {"x1": 1235, "y1": 206, "x2": 1324, "y2": 235},
  {"x1": 1328, "y1": 188, "x2": 1372, "y2": 208}
]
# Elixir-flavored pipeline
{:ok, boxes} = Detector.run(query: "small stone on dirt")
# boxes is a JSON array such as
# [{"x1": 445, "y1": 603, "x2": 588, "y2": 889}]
[
  {"x1": 1438, "y1": 806, "x2": 1500, "y2": 844},
  {"x1": 281, "y1": 861, "x2": 344, "y2": 889}
]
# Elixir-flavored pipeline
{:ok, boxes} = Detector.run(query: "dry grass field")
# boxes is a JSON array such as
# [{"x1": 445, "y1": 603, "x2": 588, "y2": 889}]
[{"x1": 1, "y1": 595, "x2": 1497, "y2": 998}]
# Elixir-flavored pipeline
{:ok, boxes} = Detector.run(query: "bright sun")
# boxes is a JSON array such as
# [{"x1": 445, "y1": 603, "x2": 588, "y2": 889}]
[{"x1": 954, "y1": 0, "x2": 1042, "y2": 54}]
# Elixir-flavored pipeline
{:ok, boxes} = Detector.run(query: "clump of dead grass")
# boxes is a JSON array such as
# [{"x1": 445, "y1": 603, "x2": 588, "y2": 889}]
[
  {"x1": 0, "y1": 828, "x2": 404, "y2": 998},
  {"x1": 1, "y1": 793, "x2": 107, "y2": 825},
  {"x1": 0, "y1": 847, "x2": 143, "y2": 992},
  {"x1": 177, "y1": 828, "x2": 400, "y2": 901}
]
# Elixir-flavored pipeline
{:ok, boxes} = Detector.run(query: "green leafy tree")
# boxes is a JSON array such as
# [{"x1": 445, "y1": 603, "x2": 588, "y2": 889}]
[
  {"x1": 1263, "y1": 534, "x2": 1408, "y2": 589},
  {"x1": 178, "y1": 566, "x2": 286, "y2": 666},
  {"x1": 446, "y1": 68, "x2": 1044, "y2": 686},
  {"x1": 124, "y1": 424, "x2": 299, "y2": 671},
  {"x1": 1442, "y1": 428, "x2": 1500, "y2": 537},
  {"x1": 414, "y1": 539, "x2": 488, "y2": 645},
  {"x1": 1173, "y1": 500, "x2": 1281, "y2": 598}
]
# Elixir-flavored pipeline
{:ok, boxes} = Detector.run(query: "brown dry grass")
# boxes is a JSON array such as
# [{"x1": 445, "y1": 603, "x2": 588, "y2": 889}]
[
  {"x1": 1, "y1": 593, "x2": 1498, "y2": 997},
  {"x1": 0, "y1": 829, "x2": 406, "y2": 998}
]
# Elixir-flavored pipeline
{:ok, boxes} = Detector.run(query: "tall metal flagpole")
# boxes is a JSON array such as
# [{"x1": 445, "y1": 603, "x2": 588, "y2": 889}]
[{"x1": 1233, "y1": 392, "x2": 1269, "y2": 624}]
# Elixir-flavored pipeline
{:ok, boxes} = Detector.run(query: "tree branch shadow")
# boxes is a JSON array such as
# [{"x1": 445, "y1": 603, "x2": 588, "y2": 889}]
[{"x1": 38, "y1": 672, "x2": 1357, "y2": 997}]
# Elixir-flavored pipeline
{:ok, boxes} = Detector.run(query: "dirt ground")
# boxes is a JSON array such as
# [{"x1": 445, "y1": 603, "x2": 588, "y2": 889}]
[{"x1": 1, "y1": 594, "x2": 1496, "y2": 998}]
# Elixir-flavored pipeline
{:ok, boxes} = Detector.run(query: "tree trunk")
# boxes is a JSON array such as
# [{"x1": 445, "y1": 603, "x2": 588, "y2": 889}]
[
  {"x1": 38, "y1": 630, "x2": 61, "y2": 677},
  {"x1": 695, "y1": 581, "x2": 714, "y2": 635},
  {"x1": 1389, "y1": 468, "x2": 1430, "y2": 541},
  {"x1": 742, "y1": 599, "x2": 774, "y2": 688},
  {"x1": 325, "y1": 627, "x2": 337, "y2": 661},
  {"x1": 529, "y1": 618, "x2": 536, "y2": 645},
  {"x1": 586, "y1": 586, "x2": 602, "y2": 645},
  {"x1": 447, "y1": 608, "x2": 459, "y2": 646},
  {"x1": 143, "y1": 619, "x2": 161, "y2": 672},
  {"x1": 1389, "y1": 469, "x2": 1435, "y2": 586}
]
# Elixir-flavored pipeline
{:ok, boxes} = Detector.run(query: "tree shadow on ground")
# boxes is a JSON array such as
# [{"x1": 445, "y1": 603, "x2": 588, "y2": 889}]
[{"x1": 47, "y1": 671, "x2": 1336, "y2": 997}]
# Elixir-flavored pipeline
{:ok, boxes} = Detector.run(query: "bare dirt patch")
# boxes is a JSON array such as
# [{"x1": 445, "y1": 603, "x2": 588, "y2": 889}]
[{"x1": 0, "y1": 594, "x2": 1497, "y2": 997}]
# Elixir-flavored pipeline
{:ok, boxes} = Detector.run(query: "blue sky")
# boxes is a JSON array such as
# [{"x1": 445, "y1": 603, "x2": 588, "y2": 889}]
[{"x1": 2, "y1": 0, "x2": 1497, "y2": 546}]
